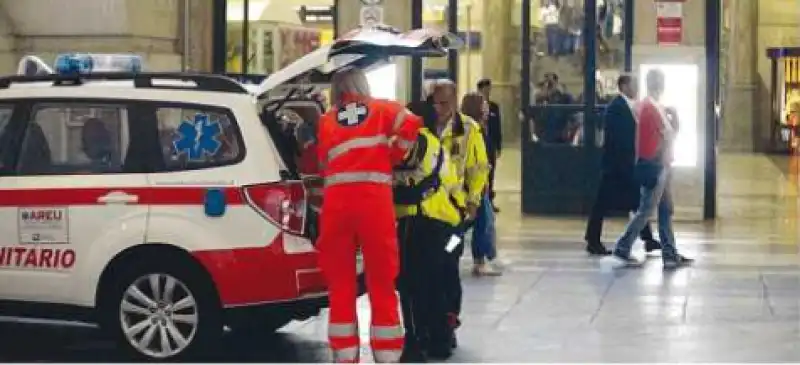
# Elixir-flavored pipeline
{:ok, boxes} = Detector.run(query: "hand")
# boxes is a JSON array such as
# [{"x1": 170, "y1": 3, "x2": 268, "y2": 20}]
[{"x1": 465, "y1": 203, "x2": 479, "y2": 221}]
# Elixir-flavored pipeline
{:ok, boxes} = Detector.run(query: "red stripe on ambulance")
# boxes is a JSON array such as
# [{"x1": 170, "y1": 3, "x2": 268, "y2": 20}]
[{"x1": 0, "y1": 187, "x2": 245, "y2": 207}]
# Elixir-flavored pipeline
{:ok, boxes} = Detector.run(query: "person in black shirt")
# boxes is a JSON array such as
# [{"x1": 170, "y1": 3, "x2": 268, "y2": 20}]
[{"x1": 477, "y1": 79, "x2": 502, "y2": 212}]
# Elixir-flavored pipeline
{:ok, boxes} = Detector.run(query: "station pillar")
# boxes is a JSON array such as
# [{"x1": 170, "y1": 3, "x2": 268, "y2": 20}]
[
  {"x1": 480, "y1": 0, "x2": 517, "y2": 142},
  {"x1": 722, "y1": 0, "x2": 758, "y2": 152},
  {"x1": 335, "y1": 0, "x2": 413, "y2": 103}
]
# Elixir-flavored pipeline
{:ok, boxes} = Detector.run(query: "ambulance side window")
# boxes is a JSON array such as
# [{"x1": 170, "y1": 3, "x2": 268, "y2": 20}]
[
  {"x1": 155, "y1": 106, "x2": 243, "y2": 171},
  {"x1": 0, "y1": 107, "x2": 10, "y2": 134},
  {"x1": 16, "y1": 103, "x2": 130, "y2": 175}
]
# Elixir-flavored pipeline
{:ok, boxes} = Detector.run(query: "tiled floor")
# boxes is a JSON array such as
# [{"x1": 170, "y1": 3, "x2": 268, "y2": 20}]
[{"x1": 1, "y1": 151, "x2": 798, "y2": 362}]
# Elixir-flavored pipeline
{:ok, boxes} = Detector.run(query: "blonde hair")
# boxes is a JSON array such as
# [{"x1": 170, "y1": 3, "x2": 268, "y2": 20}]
[{"x1": 330, "y1": 66, "x2": 371, "y2": 105}]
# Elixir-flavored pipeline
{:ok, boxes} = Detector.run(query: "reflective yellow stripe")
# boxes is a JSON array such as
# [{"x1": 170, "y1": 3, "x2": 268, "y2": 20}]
[
  {"x1": 371, "y1": 324, "x2": 404, "y2": 339},
  {"x1": 329, "y1": 323, "x2": 358, "y2": 337},
  {"x1": 392, "y1": 108, "x2": 410, "y2": 132},
  {"x1": 373, "y1": 349, "x2": 403, "y2": 363},
  {"x1": 333, "y1": 345, "x2": 360, "y2": 362},
  {"x1": 327, "y1": 135, "x2": 389, "y2": 162},
  {"x1": 325, "y1": 172, "x2": 393, "y2": 187}
]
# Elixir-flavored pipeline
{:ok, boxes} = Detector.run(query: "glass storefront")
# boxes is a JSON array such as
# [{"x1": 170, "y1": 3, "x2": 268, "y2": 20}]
[{"x1": 221, "y1": 0, "x2": 333, "y2": 74}]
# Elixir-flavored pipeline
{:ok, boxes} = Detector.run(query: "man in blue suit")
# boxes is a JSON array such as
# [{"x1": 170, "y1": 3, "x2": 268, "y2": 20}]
[{"x1": 584, "y1": 75, "x2": 661, "y2": 255}]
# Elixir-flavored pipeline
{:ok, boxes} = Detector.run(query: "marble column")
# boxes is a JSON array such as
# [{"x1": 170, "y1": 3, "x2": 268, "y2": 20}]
[
  {"x1": 336, "y1": 0, "x2": 413, "y2": 103},
  {"x1": 481, "y1": 0, "x2": 517, "y2": 143},
  {"x1": 0, "y1": 4, "x2": 16, "y2": 73},
  {"x1": 721, "y1": 0, "x2": 757, "y2": 152}
]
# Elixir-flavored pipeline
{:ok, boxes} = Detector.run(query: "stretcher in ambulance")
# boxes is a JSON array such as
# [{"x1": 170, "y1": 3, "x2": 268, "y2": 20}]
[{"x1": 0, "y1": 26, "x2": 460, "y2": 361}]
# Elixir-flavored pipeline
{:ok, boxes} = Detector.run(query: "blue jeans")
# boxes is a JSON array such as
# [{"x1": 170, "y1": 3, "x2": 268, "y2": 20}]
[
  {"x1": 471, "y1": 193, "x2": 497, "y2": 263},
  {"x1": 613, "y1": 161, "x2": 679, "y2": 262}
]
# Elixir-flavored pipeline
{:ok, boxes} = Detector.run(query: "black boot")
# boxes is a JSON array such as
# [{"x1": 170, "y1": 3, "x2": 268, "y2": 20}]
[
  {"x1": 400, "y1": 338, "x2": 428, "y2": 363},
  {"x1": 586, "y1": 242, "x2": 612, "y2": 256}
]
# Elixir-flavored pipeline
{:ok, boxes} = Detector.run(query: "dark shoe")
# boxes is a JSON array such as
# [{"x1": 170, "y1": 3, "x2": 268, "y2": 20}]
[
  {"x1": 427, "y1": 345, "x2": 453, "y2": 360},
  {"x1": 586, "y1": 242, "x2": 612, "y2": 256},
  {"x1": 400, "y1": 347, "x2": 428, "y2": 363},
  {"x1": 663, "y1": 255, "x2": 694, "y2": 270},
  {"x1": 644, "y1": 239, "x2": 662, "y2": 252}
]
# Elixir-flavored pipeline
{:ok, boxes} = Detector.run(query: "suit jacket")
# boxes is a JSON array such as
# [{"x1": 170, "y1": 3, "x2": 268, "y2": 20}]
[
  {"x1": 602, "y1": 95, "x2": 637, "y2": 177},
  {"x1": 600, "y1": 95, "x2": 639, "y2": 211},
  {"x1": 486, "y1": 101, "x2": 502, "y2": 155}
]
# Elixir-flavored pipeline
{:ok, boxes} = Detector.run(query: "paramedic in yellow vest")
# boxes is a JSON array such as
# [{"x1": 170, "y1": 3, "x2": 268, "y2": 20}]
[
  {"x1": 394, "y1": 102, "x2": 466, "y2": 362},
  {"x1": 428, "y1": 79, "x2": 490, "y2": 347}
]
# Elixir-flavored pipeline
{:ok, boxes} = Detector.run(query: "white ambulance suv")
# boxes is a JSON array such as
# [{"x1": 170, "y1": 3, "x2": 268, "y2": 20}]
[{"x1": 0, "y1": 28, "x2": 458, "y2": 361}]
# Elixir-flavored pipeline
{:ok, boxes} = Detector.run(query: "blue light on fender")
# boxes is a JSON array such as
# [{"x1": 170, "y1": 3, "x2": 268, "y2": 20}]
[
  {"x1": 204, "y1": 188, "x2": 227, "y2": 217},
  {"x1": 54, "y1": 53, "x2": 143, "y2": 75}
]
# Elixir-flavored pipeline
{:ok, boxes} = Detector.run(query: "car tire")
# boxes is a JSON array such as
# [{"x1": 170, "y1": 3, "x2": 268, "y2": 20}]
[{"x1": 99, "y1": 256, "x2": 223, "y2": 361}]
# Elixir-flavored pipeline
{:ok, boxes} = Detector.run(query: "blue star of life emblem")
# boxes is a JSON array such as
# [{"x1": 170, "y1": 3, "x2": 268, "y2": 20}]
[{"x1": 173, "y1": 113, "x2": 223, "y2": 161}]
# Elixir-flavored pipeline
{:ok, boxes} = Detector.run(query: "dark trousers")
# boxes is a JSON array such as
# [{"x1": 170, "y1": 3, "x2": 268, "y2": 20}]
[
  {"x1": 585, "y1": 173, "x2": 655, "y2": 244},
  {"x1": 488, "y1": 158, "x2": 497, "y2": 201},
  {"x1": 397, "y1": 216, "x2": 453, "y2": 352},
  {"x1": 443, "y1": 227, "x2": 465, "y2": 321},
  {"x1": 545, "y1": 24, "x2": 561, "y2": 56}
]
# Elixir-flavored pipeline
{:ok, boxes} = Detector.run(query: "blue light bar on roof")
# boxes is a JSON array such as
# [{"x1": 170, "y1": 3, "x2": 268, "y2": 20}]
[{"x1": 55, "y1": 53, "x2": 143, "y2": 75}]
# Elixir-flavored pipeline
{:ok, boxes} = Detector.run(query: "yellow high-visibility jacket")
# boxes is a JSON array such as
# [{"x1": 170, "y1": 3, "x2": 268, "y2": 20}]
[
  {"x1": 437, "y1": 112, "x2": 490, "y2": 207},
  {"x1": 393, "y1": 128, "x2": 464, "y2": 227}
]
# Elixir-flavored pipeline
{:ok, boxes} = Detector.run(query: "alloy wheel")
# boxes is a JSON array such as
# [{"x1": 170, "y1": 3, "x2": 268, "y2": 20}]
[{"x1": 118, "y1": 273, "x2": 199, "y2": 359}]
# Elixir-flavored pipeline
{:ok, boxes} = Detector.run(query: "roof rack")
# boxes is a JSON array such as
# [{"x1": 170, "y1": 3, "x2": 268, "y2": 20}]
[{"x1": 0, "y1": 72, "x2": 249, "y2": 93}]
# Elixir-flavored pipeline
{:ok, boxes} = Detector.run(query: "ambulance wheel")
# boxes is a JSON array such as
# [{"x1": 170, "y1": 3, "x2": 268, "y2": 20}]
[{"x1": 99, "y1": 257, "x2": 223, "y2": 361}]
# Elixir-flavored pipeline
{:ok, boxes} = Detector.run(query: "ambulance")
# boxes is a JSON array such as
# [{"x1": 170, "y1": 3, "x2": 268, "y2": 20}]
[{"x1": 0, "y1": 26, "x2": 459, "y2": 360}]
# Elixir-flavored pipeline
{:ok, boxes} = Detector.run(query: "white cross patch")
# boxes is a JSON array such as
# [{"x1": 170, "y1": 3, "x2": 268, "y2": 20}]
[{"x1": 337, "y1": 103, "x2": 368, "y2": 126}]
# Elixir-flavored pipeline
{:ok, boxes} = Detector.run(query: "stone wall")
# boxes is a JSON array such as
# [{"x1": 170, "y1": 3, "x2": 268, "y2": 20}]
[{"x1": 0, "y1": 0, "x2": 214, "y2": 74}]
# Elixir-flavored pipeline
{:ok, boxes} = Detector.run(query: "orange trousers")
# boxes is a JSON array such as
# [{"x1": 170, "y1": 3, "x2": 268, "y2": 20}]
[{"x1": 317, "y1": 184, "x2": 404, "y2": 363}]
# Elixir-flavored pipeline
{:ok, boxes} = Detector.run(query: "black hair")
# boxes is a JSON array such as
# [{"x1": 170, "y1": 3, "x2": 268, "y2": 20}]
[
  {"x1": 477, "y1": 78, "x2": 492, "y2": 90},
  {"x1": 617, "y1": 75, "x2": 632, "y2": 90}
]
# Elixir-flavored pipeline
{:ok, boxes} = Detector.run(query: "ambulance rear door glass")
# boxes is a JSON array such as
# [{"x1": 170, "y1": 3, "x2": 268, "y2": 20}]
[{"x1": 16, "y1": 103, "x2": 131, "y2": 175}]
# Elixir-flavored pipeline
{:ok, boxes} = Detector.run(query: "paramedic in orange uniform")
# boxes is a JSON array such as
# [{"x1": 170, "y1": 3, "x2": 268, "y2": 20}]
[{"x1": 316, "y1": 66, "x2": 422, "y2": 363}]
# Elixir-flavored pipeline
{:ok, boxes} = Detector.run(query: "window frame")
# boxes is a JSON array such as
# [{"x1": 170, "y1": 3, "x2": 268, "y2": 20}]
[{"x1": 142, "y1": 101, "x2": 247, "y2": 173}]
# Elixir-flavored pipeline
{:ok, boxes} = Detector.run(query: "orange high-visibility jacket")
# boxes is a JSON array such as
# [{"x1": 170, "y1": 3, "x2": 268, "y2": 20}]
[{"x1": 317, "y1": 94, "x2": 422, "y2": 187}]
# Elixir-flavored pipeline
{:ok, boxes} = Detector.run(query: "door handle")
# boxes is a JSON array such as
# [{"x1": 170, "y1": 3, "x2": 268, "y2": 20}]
[{"x1": 97, "y1": 191, "x2": 139, "y2": 205}]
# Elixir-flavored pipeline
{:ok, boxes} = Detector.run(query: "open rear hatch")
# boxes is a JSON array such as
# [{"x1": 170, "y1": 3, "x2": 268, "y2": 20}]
[{"x1": 253, "y1": 25, "x2": 463, "y2": 241}]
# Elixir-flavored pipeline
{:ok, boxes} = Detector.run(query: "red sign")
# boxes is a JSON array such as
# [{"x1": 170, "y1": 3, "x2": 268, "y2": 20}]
[{"x1": 655, "y1": 0, "x2": 684, "y2": 45}]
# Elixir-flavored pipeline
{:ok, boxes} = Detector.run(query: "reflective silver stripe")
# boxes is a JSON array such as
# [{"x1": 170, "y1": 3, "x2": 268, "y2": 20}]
[
  {"x1": 329, "y1": 323, "x2": 358, "y2": 337},
  {"x1": 394, "y1": 137, "x2": 415, "y2": 149},
  {"x1": 327, "y1": 135, "x2": 389, "y2": 162},
  {"x1": 373, "y1": 349, "x2": 403, "y2": 363},
  {"x1": 325, "y1": 172, "x2": 393, "y2": 187},
  {"x1": 371, "y1": 324, "x2": 404, "y2": 339},
  {"x1": 333, "y1": 346, "x2": 360, "y2": 362},
  {"x1": 392, "y1": 108, "x2": 410, "y2": 132}
]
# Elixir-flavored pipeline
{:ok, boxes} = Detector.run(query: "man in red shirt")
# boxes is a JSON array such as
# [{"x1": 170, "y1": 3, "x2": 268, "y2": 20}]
[{"x1": 602, "y1": 69, "x2": 693, "y2": 271}]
